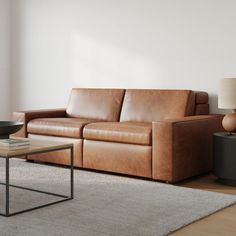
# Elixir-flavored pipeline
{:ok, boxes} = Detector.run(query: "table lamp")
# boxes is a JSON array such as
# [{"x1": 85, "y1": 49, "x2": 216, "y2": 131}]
[{"x1": 218, "y1": 78, "x2": 236, "y2": 134}]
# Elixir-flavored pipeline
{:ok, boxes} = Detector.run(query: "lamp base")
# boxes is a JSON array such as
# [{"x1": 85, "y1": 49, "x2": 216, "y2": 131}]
[{"x1": 222, "y1": 110, "x2": 236, "y2": 134}]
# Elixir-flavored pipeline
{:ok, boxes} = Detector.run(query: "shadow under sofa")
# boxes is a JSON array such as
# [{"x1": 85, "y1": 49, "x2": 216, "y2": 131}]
[{"x1": 12, "y1": 88, "x2": 223, "y2": 183}]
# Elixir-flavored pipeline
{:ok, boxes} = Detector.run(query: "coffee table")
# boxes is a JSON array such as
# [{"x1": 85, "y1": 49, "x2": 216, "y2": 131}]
[{"x1": 0, "y1": 138, "x2": 74, "y2": 217}]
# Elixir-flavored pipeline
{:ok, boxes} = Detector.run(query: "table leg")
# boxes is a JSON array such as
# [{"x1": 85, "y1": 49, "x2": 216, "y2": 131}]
[
  {"x1": 70, "y1": 146, "x2": 74, "y2": 199},
  {"x1": 6, "y1": 157, "x2": 9, "y2": 216}
]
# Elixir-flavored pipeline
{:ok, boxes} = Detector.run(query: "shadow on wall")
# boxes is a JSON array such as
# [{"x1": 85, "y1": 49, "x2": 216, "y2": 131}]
[
  {"x1": 209, "y1": 93, "x2": 228, "y2": 115},
  {"x1": 209, "y1": 94, "x2": 219, "y2": 114}
]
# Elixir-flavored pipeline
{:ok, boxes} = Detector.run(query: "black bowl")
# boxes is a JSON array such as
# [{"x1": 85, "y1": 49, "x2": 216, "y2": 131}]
[{"x1": 0, "y1": 121, "x2": 24, "y2": 139}]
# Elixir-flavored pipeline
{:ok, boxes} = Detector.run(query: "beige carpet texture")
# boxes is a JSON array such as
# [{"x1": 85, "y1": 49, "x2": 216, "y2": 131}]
[{"x1": 0, "y1": 159, "x2": 235, "y2": 236}]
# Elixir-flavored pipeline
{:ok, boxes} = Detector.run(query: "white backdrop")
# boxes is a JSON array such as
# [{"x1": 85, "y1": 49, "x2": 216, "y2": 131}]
[
  {"x1": 10, "y1": 0, "x2": 236, "y2": 114},
  {"x1": 0, "y1": 0, "x2": 11, "y2": 119}
]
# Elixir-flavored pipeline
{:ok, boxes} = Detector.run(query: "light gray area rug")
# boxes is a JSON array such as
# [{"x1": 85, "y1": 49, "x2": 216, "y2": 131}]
[{"x1": 0, "y1": 159, "x2": 235, "y2": 236}]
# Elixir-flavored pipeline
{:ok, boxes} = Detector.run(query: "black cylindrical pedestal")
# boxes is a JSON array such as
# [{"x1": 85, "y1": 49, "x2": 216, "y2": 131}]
[{"x1": 213, "y1": 132, "x2": 236, "y2": 186}]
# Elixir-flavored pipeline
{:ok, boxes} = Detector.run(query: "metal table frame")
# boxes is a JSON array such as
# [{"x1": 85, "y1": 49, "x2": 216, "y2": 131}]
[{"x1": 0, "y1": 145, "x2": 74, "y2": 217}]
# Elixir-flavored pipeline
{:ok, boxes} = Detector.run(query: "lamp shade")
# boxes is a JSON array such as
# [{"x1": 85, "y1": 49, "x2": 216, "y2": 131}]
[{"x1": 218, "y1": 78, "x2": 236, "y2": 109}]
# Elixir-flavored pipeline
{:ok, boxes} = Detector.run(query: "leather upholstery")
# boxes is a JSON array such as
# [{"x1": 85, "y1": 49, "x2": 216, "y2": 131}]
[
  {"x1": 193, "y1": 91, "x2": 209, "y2": 115},
  {"x1": 185, "y1": 90, "x2": 195, "y2": 116},
  {"x1": 12, "y1": 109, "x2": 66, "y2": 137},
  {"x1": 152, "y1": 115, "x2": 224, "y2": 183},
  {"x1": 120, "y1": 89, "x2": 195, "y2": 122},
  {"x1": 83, "y1": 122, "x2": 152, "y2": 145},
  {"x1": 27, "y1": 134, "x2": 83, "y2": 167},
  {"x1": 28, "y1": 118, "x2": 98, "y2": 138},
  {"x1": 195, "y1": 91, "x2": 208, "y2": 104},
  {"x1": 195, "y1": 104, "x2": 209, "y2": 115},
  {"x1": 83, "y1": 140, "x2": 152, "y2": 178},
  {"x1": 66, "y1": 88, "x2": 125, "y2": 121},
  {"x1": 12, "y1": 88, "x2": 222, "y2": 183}
]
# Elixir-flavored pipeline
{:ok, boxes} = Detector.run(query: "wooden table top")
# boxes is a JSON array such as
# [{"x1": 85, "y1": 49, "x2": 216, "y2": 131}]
[{"x1": 0, "y1": 138, "x2": 73, "y2": 158}]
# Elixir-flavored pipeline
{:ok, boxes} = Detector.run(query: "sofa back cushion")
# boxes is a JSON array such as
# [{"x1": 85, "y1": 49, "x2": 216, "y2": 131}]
[
  {"x1": 120, "y1": 89, "x2": 195, "y2": 122},
  {"x1": 66, "y1": 88, "x2": 125, "y2": 121},
  {"x1": 194, "y1": 91, "x2": 209, "y2": 115}
]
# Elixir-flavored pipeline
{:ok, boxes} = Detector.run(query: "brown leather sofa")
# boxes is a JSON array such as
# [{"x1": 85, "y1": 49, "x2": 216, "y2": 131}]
[{"x1": 13, "y1": 88, "x2": 223, "y2": 183}]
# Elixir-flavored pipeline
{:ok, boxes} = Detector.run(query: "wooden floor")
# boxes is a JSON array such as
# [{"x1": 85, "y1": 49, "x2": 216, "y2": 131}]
[{"x1": 170, "y1": 174, "x2": 236, "y2": 236}]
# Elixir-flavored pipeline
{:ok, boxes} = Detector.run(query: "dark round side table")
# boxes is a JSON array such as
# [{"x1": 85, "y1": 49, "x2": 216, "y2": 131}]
[{"x1": 213, "y1": 132, "x2": 236, "y2": 186}]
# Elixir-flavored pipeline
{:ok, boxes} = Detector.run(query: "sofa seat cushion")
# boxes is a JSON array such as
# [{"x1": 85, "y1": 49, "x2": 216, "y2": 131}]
[
  {"x1": 83, "y1": 122, "x2": 152, "y2": 145},
  {"x1": 27, "y1": 118, "x2": 98, "y2": 138}
]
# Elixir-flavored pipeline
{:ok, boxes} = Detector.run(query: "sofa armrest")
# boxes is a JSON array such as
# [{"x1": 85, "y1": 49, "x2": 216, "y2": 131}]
[
  {"x1": 12, "y1": 108, "x2": 66, "y2": 137},
  {"x1": 152, "y1": 115, "x2": 224, "y2": 183}
]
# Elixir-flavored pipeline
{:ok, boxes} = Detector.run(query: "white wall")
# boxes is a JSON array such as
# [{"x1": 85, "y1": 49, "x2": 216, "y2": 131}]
[
  {"x1": 11, "y1": 0, "x2": 236, "y2": 113},
  {"x1": 0, "y1": 0, "x2": 11, "y2": 119}
]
